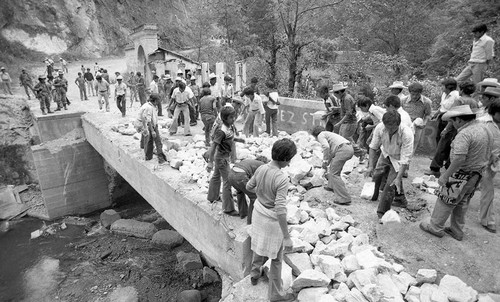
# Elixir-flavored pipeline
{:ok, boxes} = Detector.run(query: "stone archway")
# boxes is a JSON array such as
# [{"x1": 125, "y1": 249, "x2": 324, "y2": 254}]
[{"x1": 137, "y1": 45, "x2": 149, "y2": 84}]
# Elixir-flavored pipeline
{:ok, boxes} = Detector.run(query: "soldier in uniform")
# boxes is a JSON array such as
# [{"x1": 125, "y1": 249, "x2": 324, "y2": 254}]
[
  {"x1": 34, "y1": 75, "x2": 53, "y2": 115},
  {"x1": 53, "y1": 70, "x2": 68, "y2": 110}
]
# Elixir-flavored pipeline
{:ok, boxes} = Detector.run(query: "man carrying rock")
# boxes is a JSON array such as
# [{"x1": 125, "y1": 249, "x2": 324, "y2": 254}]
[
  {"x1": 34, "y1": 75, "x2": 53, "y2": 115},
  {"x1": 139, "y1": 94, "x2": 167, "y2": 164},
  {"x1": 366, "y1": 111, "x2": 414, "y2": 218},
  {"x1": 53, "y1": 70, "x2": 68, "y2": 110},
  {"x1": 311, "y1": 126, "x2": 354, "y2": 205},
  {"x1": 420, "y1": 106, "x2": 489, "y2": 241},
  {"x1": 19, "y1": 68, "x2": 35, "y2": 99}
]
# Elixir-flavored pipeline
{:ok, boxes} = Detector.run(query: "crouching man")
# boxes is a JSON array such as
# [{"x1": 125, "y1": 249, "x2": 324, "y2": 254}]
[
  {"x1": 139, "y1": 94, "x2": 167, "y2": 164},
  {"x1": 420, "y1": 106, "x2": 489, "y2": 241},
  {"x1": 311, "y1": 126, "x2": 354, "y2": 205}
]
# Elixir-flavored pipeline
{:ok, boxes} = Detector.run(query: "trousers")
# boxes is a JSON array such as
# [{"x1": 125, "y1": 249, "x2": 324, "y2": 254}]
[
  {"x1": 201, "y1": 114, "x2": 216, "y2": 146},
  {"x1": 455, "y1": 62, "x2": 487, "y2": 84},
  {"x1": 98, "y1": 91, "x2": 109, "y2": 111},
  {"x1": 228, "y1": 170, "x2": 257, "y2": 223},
  {"x1": 38, "y1": 95, "x2": 51, "y2": 112},
  {"x1": 207, "y1": 155, "x2": 235, "y2": 212},
  {"x1": 1, "y1": 81, "x2": 13, "y2": 95},
  {"x1": 265, "y1": 106, "x2": 278, "y2": 137},
  {"x1": 22, "y1": 83, "x2": 35, "y2": 98},
  {"x1": 327, "y1": 144, "x2": 354, "y2": 204},
  {"x1": 250, "y1": 245, "x2": 284, "y2": 301},
  {"x1": 430, "y1": 128, "x2": 456, "y2": 172},
  {"x1": 374, "y1": 156, "x2": 407, "y2": 218},
  {"x1": 79, "y1": 86, "x2": 87, "y2": 101},
  {"x1": 116, "y1": 94, "x2": 126, "y2": 116},
  {"x1": 142, "y1": 125, "x2": 164, "y2": 160},
  {"x1": 244, "y1": 110, "x2": 262, "y2": 137},
  {"x1": 340, "y1": 123, "x2": 364, "y2": 157},
  {"x1": 479, "y1": 167, "x2": 496, "y2": 228},
  {"x1": 428, "y1": 173, "x2": 481, "y2": 238},
  {"x1": 170, "y1": 104, "x2": 191, "y2": 135}
]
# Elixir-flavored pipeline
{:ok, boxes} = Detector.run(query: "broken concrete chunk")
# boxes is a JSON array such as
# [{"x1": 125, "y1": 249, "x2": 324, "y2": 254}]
[
  {"x1": 347, "y1": 226, "x2": 363, "y2": 237},
  {"x1": 300, "y1": 210, "x2": 310, "y2": 223},
  {"x1": 322, "y1": 241, "x2": 350, "y2": 258},
  {"x1": 151, "y1": 229, "x2": 184, "y2": 249},
  {"x1": 341, "y1": 255, "x2": 361, "y2": 275},
  {"x1": 325, "y1": 208, "x2": 340, "y2": 221},
  {"x1": 284, "y1": 252, "x2": 313, "y2": 276},
  {"x1": 352, "y1": 233, "x2": 369, "y2": 248},
  {"x1": 439, "y1": 275, "x2": 478, "y2": 302},
  {"x1": 392, "y1": 263, "x2": 405, "y2": 273},
  {"x1": 286, "y1": 204, "x2": 301, "y2": 224},
  {"x1": 100, "y1": 209, "x2": 121, "y2": 229},
  {"x1": 176, "y1": 251, "x2": 203, "y2": 271},
  {"x1": 348, "y1": 287, "x2": 370, "y2": 302},
  {"x1": 110, "y1": 219, "x2": 157, "y2": 239},
  {"x1": 355, "y1": 249, "x2": 382, "y2": 269},
  {"x1": 316, "y1": 255, "x2": 344, "y2": 280},
  {"x1": 416, "y1": 269, "x2": 437, "y2": 284},
  {"x1": 405, "y1": 286, "x2": 421, "y2": 302},
  {"x1": 347, "y1": 268, "x2": 378, "y2": 292},
  {"x1": 299, "y1": 201, "x2": 312, "y2": 213},
  {"x1": 340, "y1": 215, "x2": 355, "y2": 226},
  {"x1": 431, "y1": 288, "x2": 449, "y2": 302},
  {"x1": 310, "y1": 208, "x2": 328, "y2": 220},
  {"x1": 292, "y1": 269, "x2": 331, "y2": 291},
  {"x1": 420, "y1": 283, "x2": 439, "y2": 302},
  {"x1": 331, "y1": 221, "x2": 349, "y2": 232},
  {"x1": 319, "y1": 294, "x2": 336, "y2": 302},
  {"x1": 298, "y1": 287, "x2": 329, "y2": 302},
  {"x1": 377, "y1": 274, "x2": 404, "y2": 302}
]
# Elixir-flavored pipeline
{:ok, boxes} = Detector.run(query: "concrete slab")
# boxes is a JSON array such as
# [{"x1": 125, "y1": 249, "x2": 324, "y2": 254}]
[{"x1": 81, "y1": 113, "x2": 251, "y2": 280}]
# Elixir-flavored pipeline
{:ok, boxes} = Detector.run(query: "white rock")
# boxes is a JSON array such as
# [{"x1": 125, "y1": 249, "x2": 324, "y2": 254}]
[
  {"x1": 424, "y1": 180, "x2": 440, "y2": 189},
  {"x1": 322, "y1": 241, "x2": 350, "y2": 258},
  {"x1": 412, "y1": 177, "x2": 424, "y2": 188},
  {"x1": 284, "y1": 155, "x2": 313, "y2": 185},
  {"x1": 298, "y1": 287, "x2": 329, "y2": 302},
  {"x1": 405, "y1": 286, "x2": 421, "y2": 302},
  {"x1": 348, "y1": 227, "x2": 363, "y2": 237},
  {"x1": 420, "y1": 283, "x2": 439, "y2": 302},
  {"x1": 478, "y1": 294, "x2": 496, "y2": 302},
  {"x1": 352, "y1": 233, "x2": 369, "y2": 248},
  {"x1": 292, "y1": 269, "x2": 331, "y2": 291},
  {"x1": 377, "y1": 274, "x2": 404, "y2": 302},
  {"x1": 316, "y1": 217, "x2": 332, "y2": 236},
  {"x1": 348, "y1": 287, "x2": 370, "y2": 302},
  {"x1": 360, "y1": 284, "x2": 383, "y2": 302},
  {"x1": 391, "y1": 273, "x2": 411, "y2": 295},
  {"x1": 310, "y1": 208, "x2": 328, "y2": 219},
  {"x1": 355, "y1": 249, "x2": 381, "y2": 269},
  {"x1": 392, "y1": 263, "x2": 405, "y2": 273},
  {"x1": 170, "y1": 158, "x2": 183, "y2": 169},
  {"x1": 312, "y1": 241, "x2": 327, "y2": 255},
  {"x1": 192, "y1": 134, "x2": 205, "y2": 142},
  {"x1": 284, "y1": 252, "x2": 313, "y2": 276},
  {"x1": 341, "y1": 255, "x2": 360, "y2": 275},
  {"x1": 288, "y1": 195, "x2": 301, "y2": 206},
  {"x1": 340, "y1": 215, "x2": 356, "y2": 225},
  {"x1": 325, "y1": 208, "x2": 340, "y2": 221},
  {"x1": 416, "y1": 269, "x2": 437, "y2": 284},
  {"x1": 331, "y1": 221, "x2": 349, "y2": 231},
  {"x1": 321, "y1": 235, "x2": 335, "y2": 245},
  {"x1": 316, "y1": 255, "x2": 344, "y2": 281},
  {"x1": 439, "y1": 275, "x2": 478, "y2": 302},
  {"x1": 290, "y1": 237, "x2": 308, "y2": 253},
  {"x1": 319, "y1": 294, "x2": 336, "y2": 302},
  {"x1": 380, "y1": 209, "x2": 401, "y2": 224},
  {"x1": 431, "y1": 289, "x2": 449, "y2": 302},
  {"x1": 300, "y1": 226, "x2": 320, "y2": 245},
  {"x1": 300, "y1": 210, "x2": 310, "y2": 223},
  {"x1": 337, "y1": 233, "x2": 355, "y2": 246},
  {"x1": 347, "y1": 268, "x2": 378, "y2": 291},
  {"x1": 360, "y1": 182, "x2": 375, "y2": 200},
  {"x1": 287, "y1": 205, "x2": 301, "y2": 224},
  {"x1": 333, "y1": 282, "x2": 351, "y2": 302},
  {"x1": 299, "y1": 201, "x2": 312, "y2": 213}
]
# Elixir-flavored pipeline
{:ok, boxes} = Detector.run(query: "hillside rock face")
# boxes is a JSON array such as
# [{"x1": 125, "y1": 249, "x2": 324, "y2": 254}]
[{"x1": 0, "y1": 0, "x2": 188, "y2": 57}]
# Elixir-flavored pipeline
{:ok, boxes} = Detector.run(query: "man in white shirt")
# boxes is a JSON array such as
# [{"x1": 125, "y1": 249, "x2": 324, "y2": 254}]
[
  {"x1": 389, "y1": 81, "x2": 407, "y2": 101},
  {"x1": 456, "y1": 24, "x2": 495, "y2": 84},
  {"x1": 139, "y1": 94, "x2": 167, "y2": 164},
  {"x1": 383, "y1": 95, "x2": 413, "y2": 132},
  {"x1": 169, "y1": 82, "x2": 193, "y2": 136},
  {"x1": 115, "y1": 75, "x2": 127, "y2": 117}
]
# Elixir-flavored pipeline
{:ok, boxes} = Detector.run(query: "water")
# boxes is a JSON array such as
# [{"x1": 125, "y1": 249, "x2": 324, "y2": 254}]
[{"x1": 0, "y1": 218, "x2": 85, "y2": 302}]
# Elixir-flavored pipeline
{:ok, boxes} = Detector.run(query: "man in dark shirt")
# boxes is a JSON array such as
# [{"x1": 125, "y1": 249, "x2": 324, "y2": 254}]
[
  {"x1": 228, "y1": 157, "x2": 268, "y2": 223},
  {"x1": 84, "y1": 68, "x2": 95, "y2": 97}
]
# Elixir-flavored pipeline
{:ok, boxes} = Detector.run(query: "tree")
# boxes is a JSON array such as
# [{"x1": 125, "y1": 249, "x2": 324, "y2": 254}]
[{"x1": 274, "y1": 0, "x2": 345, "y2": 93}]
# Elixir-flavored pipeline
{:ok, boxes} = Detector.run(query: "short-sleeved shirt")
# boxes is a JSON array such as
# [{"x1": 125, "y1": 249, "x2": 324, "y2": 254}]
[
  {"x1": 213, "y1": 124, "x2": 236, "y2": 156},
  {"x1": 370, "y1": 123, "x2": 414, "y2": 166},
  {"x1": 450, "y1": 120, "x2": 490, "y2": 172},
  {"x1": 233, "y1": 159, "x2": 265, "y2": 178},
  {"x1": 246, "y1": 164, "x2": 289, "y2": 215},
  {"x1": 199, "y1": 95, "x2": 217, "y2": 116},
  {"x1": 402, "y1": 95, "x2": 432, "y2": 121},
  {"x1": 172, "y1": 89, "x2": 191, "y2": 104},
  {"x1": 368, "y1": 104, "x2": 386, "y2": 125},
  {"x1": 149, "y1": 81, "x2": 159, "y2": 94},
  {"x1": 75, "y1": 77, "x2": 85, "y2": 87},
  {"x1": 115, "y1": 82, "x2": 127, "y2": 96},
  {"x1": 340, "y1": 93, "x2": 357, "y2": 124},
  {"x1": 95, "y1": 80, "x2": 110, "y2": 92}
]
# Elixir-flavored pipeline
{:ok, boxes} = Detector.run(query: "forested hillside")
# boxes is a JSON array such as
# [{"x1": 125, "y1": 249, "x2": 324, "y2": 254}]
[{"x1": 0, "y1": 0, "x2": 499, "y2": 95}]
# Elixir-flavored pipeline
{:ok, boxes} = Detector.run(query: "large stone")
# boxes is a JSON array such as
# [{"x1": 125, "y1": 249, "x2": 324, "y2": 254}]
[
  {"x1": 202, "y1": 267, "x2": 220, "y2": 284},
  {"x1": 170, "y1": 158, "x2": 183, "y2": 169},
  {"x1": 310, "y1": 208, "x2": 328, "y2": 220},
  {"x1": 420, "y1": 283, "x2": 439, "y2": 302},
  {"x1": 431, "y1": 289, "x2": 449, "y2": 302},
  {"x1": 108, "y1": 286, "x2": 138, "y2": 302},
  {"x1": 377, "y1": 274, "x2": 404, "y2": 302},
  {"x1": 347, "y1": 226, "x2": 363, "y2": 237},
  {"x1": 360, "y1": 284, "x2": 383, "y2": 302},
  {"x1": 285, "y1": 155, "x2": 313, "y2": 185},
  {"x1": 340, "y1": 215, "x2": 356, "y2": 226},
  {"x1": 390, "y1": 272, "x2": 416, "y2": 295},
  {"x1": 331, "y1": 221, "x2": 349, "y2": 231},
  {"x1": 284, "y1": 253, "x2": 313, "y2": 276},
  {"x1": 322, "y1": 241, "x2": 350, "y2": 258},
  {"x1": 110, "y1": 219, "x2": 157, "y2": 239},
  {"x1": 177, "y1": 290, "x2": 202, "y2": 302},
  {"x1": 298, "y1": 287, "x2": 329, "y2": 302},
  {"x1": 405, "y1": 286, "x2": 421, "y2": 302},
  {"x1": 333, "y1": 282, "x2": 351, "y2": 302},
  {"x1": 355, "y1": 249, "x2": 382, "y2": 269},
  {"x1": 352, "y1": 233, "x2": 369, "y2": 248},
  {"x1": 319, "y1": 294, "x2": 336, "y2": 302},
  {"x1": 300, "y1": 210, "x2": 310, "y2": 223},
  {"x1": 316, "y1": 255, "x2": 344, "y2": 281},
  {"x1": 151, "y1": 230, "x2": 184, "y2": 249},
  {"x1": 287, "y1": 205, "x2": 301, "y2": 224},
  {"x1": 325, "y1": 208, "x2": 340, "y2": 221},
  {"x1": 315, "y1": 217, "x2": 331, "y2": 236},
  {"x1": 222, "y1": 275, "x2": 268, "y2": 302},
  {"x1": 290, "y1": 237, "x2": 309, "y2": 253},
  {"x1": 292, "y1": 269, "x2": 331, "y2": 291},
  {"x1": 347, "y1": 268, "x2": 378, "y2": 291},
  {"x1": 347, "y1": 288, "x2": 370, "y2": 302},
  {"x1": 342, "y1": 255, "x2": 360, "y2": 275},
  {"x1": 479, "y1": 294, "x2": 497, "y2": 302},
  {"x1": 439, "y1": 275, "x2": 478, "y2": 302},
  {"x1": 100, "y1": 209, "x2": 121, "y2": 229},
  {"x1": 176, "y1": 251, "x2": 203, "y2": 271},
  {"x1": 416, "y1": 269, "x2": 438, "y2": 284}
]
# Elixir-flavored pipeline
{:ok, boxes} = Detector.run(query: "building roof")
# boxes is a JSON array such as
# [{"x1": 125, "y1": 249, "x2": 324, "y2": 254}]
[{"x1": 148, "y1": 47, "x2": 200, "y2": 66}]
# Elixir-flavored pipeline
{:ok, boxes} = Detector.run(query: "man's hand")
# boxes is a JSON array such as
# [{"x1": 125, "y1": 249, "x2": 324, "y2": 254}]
[
  {"x1": 391, "y1": 177, "x2": 403, "y2": 194},
  {"x1": 365, "y1": 124, "x2": 375, "y2": 130},
  {"x1": 364, "y1": 167, "x2": 373, "y2": 178},
  {"x1": 283, "y1": 237, "x2": 293, "y2": 253},
  {"x1": 206, "y1": 162, "x2": 213, "y2": 173},
  {"x1": 438, "y1": 174, "x2": 448, "y2": 187}
]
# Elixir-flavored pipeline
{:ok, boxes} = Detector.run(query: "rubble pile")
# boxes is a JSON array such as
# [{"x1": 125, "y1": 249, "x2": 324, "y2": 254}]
[{"x1": 223, "y1": 205, "x2": 482, "y2": 302}]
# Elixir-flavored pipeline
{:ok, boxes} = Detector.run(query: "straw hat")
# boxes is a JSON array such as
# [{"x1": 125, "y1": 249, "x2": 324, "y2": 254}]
[
  {"x1": 477, "y1": 78, "x2": 500, "y2": 88},
  {"x1": 209, "y1": 73, "x2": 217, "y2": 79},
  {"x1": 442, "y1": 105, "x2": 476, "y2": 121},
  {"x1": 389, "y1": 81, "x2": 407, "y2": 89},
  {"x1": 331, "y1": 83, "x2": 348, "y2": 92},
  {"x1": 479, "y1": 87, "x2": 500, "y2": 97}
]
